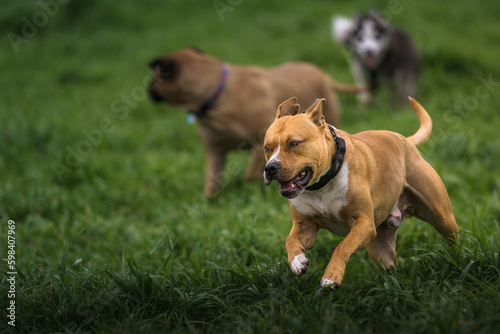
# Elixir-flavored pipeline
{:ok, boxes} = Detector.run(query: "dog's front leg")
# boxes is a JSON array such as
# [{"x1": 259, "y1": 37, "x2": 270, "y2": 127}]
[
  {"x1": 350, "y1": 59, "x2": 374, "y2": 105},
  {"x1": 286, "y1": 215, "x2": 319, "y2": 276},
  {"x1": 203, "y1": 149, "x2": 226, "y2": 197},
  {"x1": 321, "y1": 214, "x2": 376, "y2": 288}
]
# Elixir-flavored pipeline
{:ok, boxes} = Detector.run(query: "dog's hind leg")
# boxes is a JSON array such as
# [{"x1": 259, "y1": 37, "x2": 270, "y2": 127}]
[
  {"x1": 391, "y1": 70, "x2": 418, "y2": 108},
  {"x1": 366, "y1": 221, "x2": 398, "y2": 268},
  {"x1": 405, "y1": 153, "x2": 459, "y2": 245},
  {"x1": 367, "y1": 193, "x2": 413, "y2": 267}
]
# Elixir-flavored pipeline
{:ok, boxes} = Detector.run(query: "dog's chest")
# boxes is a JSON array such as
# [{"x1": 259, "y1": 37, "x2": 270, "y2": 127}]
[{"x1": 290, "y1": 164, "x2": 350, "y2": 236}]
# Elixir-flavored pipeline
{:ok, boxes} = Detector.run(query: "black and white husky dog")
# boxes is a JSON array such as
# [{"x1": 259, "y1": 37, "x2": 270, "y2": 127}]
[{"x1": 332, "y1": 11, "x2": 418, "y2": 107}]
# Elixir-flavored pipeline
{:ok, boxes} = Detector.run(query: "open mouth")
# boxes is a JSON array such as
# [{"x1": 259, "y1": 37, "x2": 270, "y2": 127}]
[
  {"x1": 363, "y1": 54, "x2": 378, "y2": 69},
  {"x1": 277, "y1": 169, "x2": 312, "y2": 198}
]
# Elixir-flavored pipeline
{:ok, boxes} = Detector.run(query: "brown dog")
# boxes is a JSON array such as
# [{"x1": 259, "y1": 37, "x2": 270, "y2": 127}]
[
  {"x1": 263, "y1": 97, "x2": 458, "y2": 288},
  {"x1": 148, "y1": 47, "x2": 362, "y2": 196}
]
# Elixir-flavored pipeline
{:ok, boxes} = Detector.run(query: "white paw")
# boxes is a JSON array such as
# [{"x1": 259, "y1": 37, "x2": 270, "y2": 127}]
[
  {"x1": 320, "y1": 277, "x2": 340, "y2": 289},
  {"x1": 291, "y1": 254, "x2": 309, "y2": 276}
]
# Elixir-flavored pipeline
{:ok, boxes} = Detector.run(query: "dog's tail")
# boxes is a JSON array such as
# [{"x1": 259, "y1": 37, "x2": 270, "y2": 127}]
[
  {"x1": 407, "y1": 97, "x2": 432, "y2": 147},
  {"x1": 330, "y1": 80, "x2": 366, "y2": 93}
]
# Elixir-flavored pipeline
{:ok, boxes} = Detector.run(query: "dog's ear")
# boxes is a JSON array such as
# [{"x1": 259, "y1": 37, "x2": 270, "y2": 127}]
[
  {"x1": 275, "y1": 97, "x2": 300, "y2": 119},
  {"x1": 149, "y1": 58, "x2": 178, "y2": 79},
  {"x1": 149, "y1": 58, "x2": 161, "y2": 70},
  {"x1": 305, "y1": 98, "x2": 326, "y2": 126},
  {"x1": 332, "y1": 16, "x2": 356, "y2": 44}
]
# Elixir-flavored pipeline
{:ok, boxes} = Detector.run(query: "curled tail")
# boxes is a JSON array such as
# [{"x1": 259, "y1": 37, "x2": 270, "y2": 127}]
[
  {"x1": 407, "y1": 97, "x2": 432, "y2": 147},
  {"x1": 330, "y1": 79, "x2": 366, "y2": 93}
]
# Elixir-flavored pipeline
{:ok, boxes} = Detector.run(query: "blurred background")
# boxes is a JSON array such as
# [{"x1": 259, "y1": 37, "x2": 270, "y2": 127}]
[
  {"x1": 2, "y1": 0, "x2": 500, "y2": 268},
  {"x1": 0, "y1": 1, "x2": 499, "y2": 331}
]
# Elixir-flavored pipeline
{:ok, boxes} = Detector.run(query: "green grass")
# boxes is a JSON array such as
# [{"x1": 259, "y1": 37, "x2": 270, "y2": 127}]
[{"x1": 1, "y1": 0, "x2": 500, "y2": 333}]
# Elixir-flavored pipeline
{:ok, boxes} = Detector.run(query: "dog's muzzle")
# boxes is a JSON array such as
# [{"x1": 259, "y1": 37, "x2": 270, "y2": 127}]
[
  {"x1": 148, "y1": 82, "x2": 163, "y2": 103},
  {"x1": 264, "y1": 161, "x2": 280, "y2": 186}
]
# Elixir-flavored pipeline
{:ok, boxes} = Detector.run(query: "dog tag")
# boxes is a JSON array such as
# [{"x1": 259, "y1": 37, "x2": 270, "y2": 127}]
[{"x1": 186, "y1": 113, "x2": 196, "y2": 124}]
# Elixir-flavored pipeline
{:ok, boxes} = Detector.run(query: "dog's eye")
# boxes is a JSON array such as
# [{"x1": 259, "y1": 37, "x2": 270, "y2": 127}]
[
  {"x1": 289, "y1": 141, "x2": 300, "y2": 148},
  {"x1": 264, "y1": 146, "x2": 270, "y2": 153}
]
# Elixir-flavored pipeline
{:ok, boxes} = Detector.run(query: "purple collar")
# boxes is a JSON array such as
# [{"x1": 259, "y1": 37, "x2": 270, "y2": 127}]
[{"x1": 187, "y1": 63, "x2": 229, "y2": 123}]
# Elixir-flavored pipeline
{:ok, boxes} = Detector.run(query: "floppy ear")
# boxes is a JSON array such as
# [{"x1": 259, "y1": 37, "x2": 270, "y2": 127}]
[
  {"x1": 305, "y1": 98, "x2": 326, "y2": 126},
  {"x1": 149, "y1": 58, "x2": 161, "y2": 69},
  {"x1": 149, "y1": 58, "x2": 178, "y2": 79},
  {"x1": 275, "y1": 97, "x2": 300, "y2": 119}
]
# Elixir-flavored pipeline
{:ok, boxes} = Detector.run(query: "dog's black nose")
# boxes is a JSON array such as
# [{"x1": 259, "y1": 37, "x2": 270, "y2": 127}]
[
  {"x1": 264, "y1": 161, "x2": 280, "y2": 177},
  {"x1": 264, "y1": 161, "x2": 280, "y2": 186}
]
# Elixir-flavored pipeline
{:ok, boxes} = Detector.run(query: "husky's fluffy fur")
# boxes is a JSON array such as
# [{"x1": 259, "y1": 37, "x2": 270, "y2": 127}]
[{"x1": 333, "y1": 11, "x2": 419, "y2": 107}]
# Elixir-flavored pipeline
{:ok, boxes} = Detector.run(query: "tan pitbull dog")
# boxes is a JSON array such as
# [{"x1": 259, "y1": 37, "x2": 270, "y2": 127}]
[
  {"x1": 263, "y1": 97, "x2": 458, "y2": 288},
  {"x1": 148, "y1": 47, "x2": 362, "y2": 196}
]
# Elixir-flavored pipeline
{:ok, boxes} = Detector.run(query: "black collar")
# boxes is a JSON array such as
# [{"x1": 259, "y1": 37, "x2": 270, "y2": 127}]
[
  {"x1": 306, "y1": 125, "x2": 346, "y2": 191},
  {"x1": 187, "y1": 63, "x2": 229, "y2": 123}
]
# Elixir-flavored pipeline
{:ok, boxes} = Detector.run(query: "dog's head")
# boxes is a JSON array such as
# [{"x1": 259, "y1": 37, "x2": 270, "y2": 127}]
[
  {"x1": 147, "y1": 47, "x2": 219, "y2": 108},
  {"x1": 263, "y1": 97, "x2": 335, "y2": 199},
  {"x1": 332, "y1": 11, "x2": 390, "y2": 69}
]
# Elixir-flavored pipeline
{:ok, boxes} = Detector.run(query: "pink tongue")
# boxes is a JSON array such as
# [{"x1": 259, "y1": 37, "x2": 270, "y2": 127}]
[
  {"x1": 364, "y1": 56, "x2": 377, "y2": 68},
  {"x1": 279, "y1": 180, "x2": 295, "y2": 192}
]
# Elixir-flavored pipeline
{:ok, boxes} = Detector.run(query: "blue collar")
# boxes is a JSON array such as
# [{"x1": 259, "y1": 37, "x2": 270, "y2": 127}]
[{"x1": 187, "y1": 63, "x2": 229, "y2": 123}]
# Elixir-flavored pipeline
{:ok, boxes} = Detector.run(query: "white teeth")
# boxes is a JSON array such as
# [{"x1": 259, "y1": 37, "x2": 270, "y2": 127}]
[
  {"x1": 300, "y1": 172, "x2": 306, "y2": 177},
  {"x1": 292, "y1": 184, "x2": 296, "y2": 188}
]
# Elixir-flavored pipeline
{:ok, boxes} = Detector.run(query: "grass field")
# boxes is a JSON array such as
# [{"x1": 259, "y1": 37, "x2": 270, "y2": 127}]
[{"x1": 1, "y1": 0, "x2": 500, "y2": 333}]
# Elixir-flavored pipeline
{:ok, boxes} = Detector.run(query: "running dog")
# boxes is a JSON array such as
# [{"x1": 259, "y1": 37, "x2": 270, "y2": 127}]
[{"x1": 263, "y1": 97, "x2": 458, "y2": 288}]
